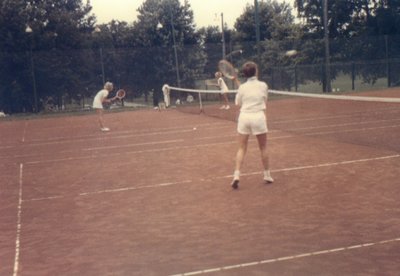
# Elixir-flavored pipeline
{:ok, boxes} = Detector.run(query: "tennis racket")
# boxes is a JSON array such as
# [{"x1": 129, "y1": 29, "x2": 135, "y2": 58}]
[
  {"x1": 218, "y1": 59, "x2": 238, "y2": 80},
  {"x1": 109, "y1": 89, "x2": 126, "y2": 107},
  {"x1": 115, "y1": 89, "x2": 126, "y2": 100}
]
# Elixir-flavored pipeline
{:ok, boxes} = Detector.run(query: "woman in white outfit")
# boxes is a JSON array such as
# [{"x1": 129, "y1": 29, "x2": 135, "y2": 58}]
[
  {"x1": 162, "y1": 84, "x2": 170, "y2": 108},
  {"x1": 215, "y1": 71, "x2": 230, "y2": 110},
  {"x1": 231, "y1": 62, "x2": 273, "y2": 189},
  {"x1": 93, "y1": 82, "x2": 114, "y2": 132}
]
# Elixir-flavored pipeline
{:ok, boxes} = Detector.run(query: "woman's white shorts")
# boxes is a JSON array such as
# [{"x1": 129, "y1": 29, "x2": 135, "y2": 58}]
[{"x1": 237, "y1": 111, "x2": 268, "y2": 135}]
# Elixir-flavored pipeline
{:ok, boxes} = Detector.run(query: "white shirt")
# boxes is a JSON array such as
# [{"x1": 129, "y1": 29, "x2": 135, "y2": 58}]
[
  {"x1": 217, "y1": 77, "x2": 228, "y2": 92},
  {"x1": 92, "y1": 89, "x2": 109, "y2": 109},
  {"x1": 162, "y1": 84, "x2": 169, "y2": 95},
  {"x1": 235, "y1": 77, "x2": 268, "y2": 113}
]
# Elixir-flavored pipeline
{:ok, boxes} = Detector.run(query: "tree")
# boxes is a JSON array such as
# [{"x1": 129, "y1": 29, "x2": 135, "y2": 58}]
[
  {"x1": 295, "y1": 0, "x2": 400, "y2": 89},
  {"x1": 0, "y1": 0, "x2": 34, "y2": 112},
  {"x1": 235, "y1": 0, "x2": 295, "y2": 42},
  {"x1": 130, "y1": 0, "x2": 206, "y2": 97},
  {"x1": 234, "y1": 0, "x2": 299, "y2": 88},
  {"x1": 197, "y1": 26, "x2": 226, "y2": 78},
  {"x1": 0, "y1": 0, "x2": 95, "y2": 113}
]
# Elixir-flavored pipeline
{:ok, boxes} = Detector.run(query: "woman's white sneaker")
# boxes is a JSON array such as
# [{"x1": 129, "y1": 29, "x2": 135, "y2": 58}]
[{"x1": 263, "y1": 170, "x2": 274, "y2": 183}]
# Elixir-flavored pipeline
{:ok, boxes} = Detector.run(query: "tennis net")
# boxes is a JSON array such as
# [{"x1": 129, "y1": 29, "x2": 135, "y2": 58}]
[{"x1": 167, "y1": 85, "x2": 400, "y2": 152}]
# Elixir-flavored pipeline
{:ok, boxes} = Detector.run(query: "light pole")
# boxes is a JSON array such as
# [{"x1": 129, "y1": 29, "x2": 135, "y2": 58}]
[
  {"x1": 157, "y1": 15, "x2": 181, "y2": 87},
  {"x1": 254, "y1": 0, "x2": 261, "y2": 74},
  {"x1": 94, "y1": 26, "x2": 105, "y2": 84},
  {"x1": 221, "y1": 13, "x2": 226, "y2": 59},
  {"x1": 214, "y1": 13, "x2": 226, "y2": 60},
  {"x1": 170, "y1": 16, "x2": 181, "y2": 87},
  {"x1": 323, "y1": 0, "x2": 331, "y2": 92},
  {"x1": 25, "y1": 25, "x2": 38, "y2": 112}
]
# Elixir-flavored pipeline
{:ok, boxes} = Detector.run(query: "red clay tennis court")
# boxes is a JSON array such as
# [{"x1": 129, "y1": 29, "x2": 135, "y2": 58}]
[{"x1": 1, "y1": 88, "x2": 400, "y2": 276}]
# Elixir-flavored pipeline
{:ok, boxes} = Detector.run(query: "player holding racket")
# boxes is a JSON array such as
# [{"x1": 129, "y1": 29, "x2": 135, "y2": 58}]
[
  {"x1": 231, "y1": 61, "x2": 273, "y2": 189},
  {"x1": 92, "y1": 82, "x2": 114, "y2": 132},
  {"x1": 214, "y1": 71, "x2": 230, "y2": 110}
]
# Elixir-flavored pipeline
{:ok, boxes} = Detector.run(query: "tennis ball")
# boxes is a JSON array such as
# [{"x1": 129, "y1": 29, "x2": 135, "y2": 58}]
[{"x1": 285, "y1": 50, "x2": 298, "y2": 57}]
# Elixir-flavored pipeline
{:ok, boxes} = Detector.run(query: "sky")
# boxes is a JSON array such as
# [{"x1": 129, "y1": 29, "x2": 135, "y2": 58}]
[{"x1": 89, "y1": 0, "x2": 295, "y2": 29}]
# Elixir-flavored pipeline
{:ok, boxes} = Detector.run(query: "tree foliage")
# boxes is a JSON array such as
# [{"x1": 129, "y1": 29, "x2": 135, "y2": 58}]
[
  {"x1": 233, "y1": 0, "x2": 299, "y2": 87},
  {"x1": 0, "y1": 0, "x2": 94, "y2": 113},
  {"x1": 132, "y1": 0, "x2": 205, "y2": 94},
  {"x1": 1, "y1": 0, "x2": 400, "y2": 113}
]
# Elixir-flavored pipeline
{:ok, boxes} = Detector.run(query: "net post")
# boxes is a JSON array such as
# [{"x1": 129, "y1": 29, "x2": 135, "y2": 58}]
[{"x1": 198, "y1": 91, "x2": 204, "y2": 113}]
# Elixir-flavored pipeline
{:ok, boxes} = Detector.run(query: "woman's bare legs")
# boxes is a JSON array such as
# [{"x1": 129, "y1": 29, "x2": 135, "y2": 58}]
[
  {"x1": 256, "y1": 133, "x2": 273, "y2": 183},
  {"x1": 223, "y1": 93, "x2": 230, "y2": 109},
  {"x1": 96, "y1": 109, "x2": 109, "y2": 131},
  {"x1": 232, "y1": 134, "x2": 249, "y2": 188}
]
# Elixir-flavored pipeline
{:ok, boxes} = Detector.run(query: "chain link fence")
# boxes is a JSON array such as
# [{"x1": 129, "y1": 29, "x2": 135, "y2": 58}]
[{"x1": 2, "y1": 34, "x2": 400, "y2": 113}]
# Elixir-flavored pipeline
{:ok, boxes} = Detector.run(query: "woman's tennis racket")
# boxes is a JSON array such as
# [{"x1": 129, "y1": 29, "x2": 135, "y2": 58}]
[
  {"x1": 110, "y1": 89, "x2": 126, "y2": 105},
  {"x1": 218, "y1": 59, "x2": 238, "y2": 80},
  {"x1": 115, "y1": 89, "x2": 126, "y2": 100}
]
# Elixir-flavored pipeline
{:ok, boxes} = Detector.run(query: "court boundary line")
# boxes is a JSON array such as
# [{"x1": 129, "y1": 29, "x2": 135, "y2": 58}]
[
  {"x1": 271, "y1": 106, "x2": 400, "y2": 124},
  {"x1": 22, "y1": 154, "x2": 400, "y2": 202},
  {"x1": 19, "y1": 119, "x2": 400, "y2": 165},
  {"x1": 23, "y1": 141, "x2": 236, "y2": 165},
  {"x1": 13, "y1": 163, "x2": 23, "y2": 276},
  {"x1": 194, "y1": 116, "x2": 400, "y2": 141},
  {"x1": 2, "y1": 105, "x2": 399, "y2": 149},
  {"x1": 7, "y1": 113, "x2": 400, "y2": 162},
  {"x1": 168, "y1": 237, "x2": 400, "y2": 276},
  {"x1": 17, "y1": 122, "x2": 228, "y2": 144},
  {"x1": 82, "y1": 139, "x2": 184, "y2": 151}
]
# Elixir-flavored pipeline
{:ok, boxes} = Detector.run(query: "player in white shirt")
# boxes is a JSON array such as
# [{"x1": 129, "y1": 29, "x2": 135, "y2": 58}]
[
  {"x1": 92, "y1": 82, "x2": 114, "y2": 132},
  {"x1": 162, "y1": 84, "x2": 170, "y2": 108},
  {"x1": 214, "y1": 71, "x2": 230, "y2": 110},
  {"x1": 231, "y1": 62, "x2": 273, "y2": 189}
]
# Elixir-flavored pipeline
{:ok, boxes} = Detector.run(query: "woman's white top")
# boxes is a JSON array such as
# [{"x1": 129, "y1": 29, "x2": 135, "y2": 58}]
[
  {"x1": 217, "y1": 77, "x2": 229, "y2": 93},
  {"x1": 93, "y1": 89, "x2": 109, "y2": 109},
  {"x1": 235, "y1": 77, "x2": 268, "y2": 113}
]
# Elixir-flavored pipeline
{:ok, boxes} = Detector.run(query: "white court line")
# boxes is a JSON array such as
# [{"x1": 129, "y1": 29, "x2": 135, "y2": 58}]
[
  {"x1": 23, "y1": 121, "x2": 227, "y2": 145},
  {"x1": 271, "y1": 105, "x2": 400, "y2": 124},
  {"x1": 7, "y1": 118, "x2": 400, "y2": 163},
  {"x1": 13, "y1": 164, "x2": 24, "y2": 276},
  {"x1": 20, "y1": 119, "x2": 400, "y2": 164},
  {"x1": 0, "y1": 145, "x2": 14, "y2": 150},
  {"x1": 194, "y1": 117, "x2": 400, "y2": 141},
  {"x1": 82, "y1": 139, "x2": 184, "y2": 151},
  {"x1": 277, "y1": 117, "x2": 400, "y2": 132},
  {"x1": 78, "y1": 180, "x2": 193, "y2": 197},
  {"x1": 168, "y1": 237, "x2": 400, "y2": 276},
  {"x1": 217, "y1": 154, "x2": 400, "y2": 179},
  {"x1": 24, "y1": 180, "x2": 194, "y2": 202},
  {"x1": 212, "y1": 154, "x2": 400, "y2": 180},
  {"x1": 23, "y1": 154, "x2": 400, "y2": 202},
  {"x1": 6, "y1": 105, "x2": 398, "y2": 148},
  {"x1": 14, "y1": 128, "x2": 194, "y2": 149},
  {"x1": 24, "y1": 140, "x2": 236, "y2": 165},
  {"x1": 302, "y1": 123, "x2": 400, "y2": 137},
  {"x1": 4, "y1": 107, "x2": 398, "y2": 150},
  {"x1": 5, "y1": 122, "x2": 227, "y2": 150}
]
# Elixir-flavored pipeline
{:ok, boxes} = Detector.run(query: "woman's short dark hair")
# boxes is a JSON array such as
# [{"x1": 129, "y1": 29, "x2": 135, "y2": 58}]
[{"x1": 242, "y1": 62, "x2": 258, "y2": 78}]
